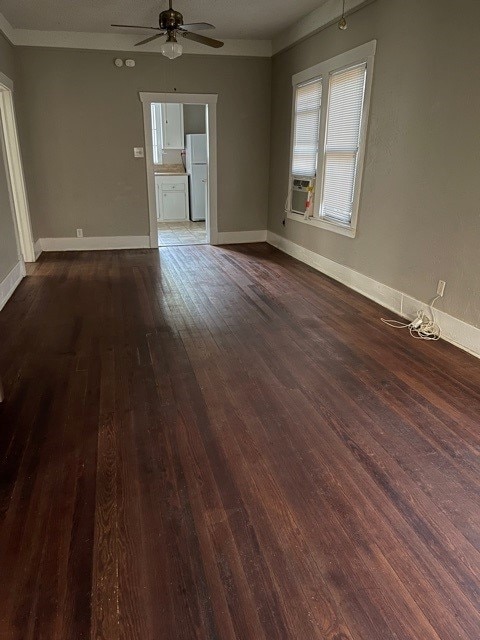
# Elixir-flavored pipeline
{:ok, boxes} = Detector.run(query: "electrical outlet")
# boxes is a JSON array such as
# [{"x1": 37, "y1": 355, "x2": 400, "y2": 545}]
[
  {"x1": 76, "y1": 228, "x2": 83, "y2": 238},
  {"x1": 437, "y1": 280, "x2": 446, "y2": 297}
]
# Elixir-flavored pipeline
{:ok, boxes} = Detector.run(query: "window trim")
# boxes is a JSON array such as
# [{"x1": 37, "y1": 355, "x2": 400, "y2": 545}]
[{"x1": 287, "y1": 40, "x2": 376, "y2": 238}]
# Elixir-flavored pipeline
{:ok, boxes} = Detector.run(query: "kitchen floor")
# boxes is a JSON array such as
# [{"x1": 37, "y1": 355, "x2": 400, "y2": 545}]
[{"x1": 158, "y1": 220, "x2": 207, "y2": 246}]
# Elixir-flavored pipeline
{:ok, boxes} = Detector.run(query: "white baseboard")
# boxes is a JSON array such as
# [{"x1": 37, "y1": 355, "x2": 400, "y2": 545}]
[
  {"x1": 216, "y1": 230, "x2": 267, "y2": 244},
  {"x1": 39, "y1": 235, "x2": 150, "y2": 251},
  {"x1": 0, "y1": 260, "x2": 25, "y2": 312},
  {"x1": 34, "y1": 238, "x2": 42, "y2": 259},
  {"x1": 267, "y1": 231, "x2": 480, "y2": 359}
]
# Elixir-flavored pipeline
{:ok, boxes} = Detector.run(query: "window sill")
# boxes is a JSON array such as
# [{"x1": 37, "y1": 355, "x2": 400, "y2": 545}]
[{"x1": 286, "y1": 211, "x2": 357, "y2": 238}]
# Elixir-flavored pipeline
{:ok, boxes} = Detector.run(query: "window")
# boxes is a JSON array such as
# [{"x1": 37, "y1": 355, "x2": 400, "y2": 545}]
[
  {"x1": 321, "y1": 64, "x2": 366, "y2": 225},
  {"x1": 292, "y1": 79, "x2": 322, "y2": 177},
  {"x1": 288, "y1": 41, "x2": 376, "y2": 237},
  {"x1": 151, "y1": 103, "x2": 163, "y2": 165}
]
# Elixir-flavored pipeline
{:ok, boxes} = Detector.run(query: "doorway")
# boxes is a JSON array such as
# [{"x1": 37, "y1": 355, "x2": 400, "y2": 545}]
[
  {"x1": 140, "y1": 92, "x2": 218, "y2": 248},
  {"x1": 0, "y1": 72, "x2": 35, "y2": 263},
  {"x1": 153, "y1": 102, "x2": 207, "y2": 246}
]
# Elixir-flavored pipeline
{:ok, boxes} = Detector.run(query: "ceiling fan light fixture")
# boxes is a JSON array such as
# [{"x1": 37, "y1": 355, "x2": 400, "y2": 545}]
[
  {"x1": 161, "y1": 32, "x2": 183, "y2": 59},
  {"x1": 161, "y1": 40, "x2": 183, "y2": 59}
]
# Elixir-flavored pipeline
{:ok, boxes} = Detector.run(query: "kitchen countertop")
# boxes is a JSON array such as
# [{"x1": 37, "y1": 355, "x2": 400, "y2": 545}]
[
  {"x1": 154, "y1": 163, "x2": 186, "y2": 176},
  {"x1": 154, "y1": 171, "x2": 187, "y2": 176}
]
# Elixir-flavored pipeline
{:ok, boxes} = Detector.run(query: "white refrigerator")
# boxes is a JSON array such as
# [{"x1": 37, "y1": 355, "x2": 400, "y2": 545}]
[{"x1": 185, "y1": 134, "x2": 208, "y2": 221}]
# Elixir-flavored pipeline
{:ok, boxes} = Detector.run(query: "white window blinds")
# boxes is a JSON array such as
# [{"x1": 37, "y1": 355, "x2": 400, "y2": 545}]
[
  {"x1": 292, "y1": 78, "x2": 322, "y2": 177},
  {"x1": 321, "y1": 63, "x2": 367, "y2": 224}
]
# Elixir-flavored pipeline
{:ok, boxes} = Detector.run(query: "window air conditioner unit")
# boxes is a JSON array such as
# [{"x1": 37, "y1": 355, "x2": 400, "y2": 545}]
[{"x1": 290, "y1": 176, "x2": 315, "y2": 216}]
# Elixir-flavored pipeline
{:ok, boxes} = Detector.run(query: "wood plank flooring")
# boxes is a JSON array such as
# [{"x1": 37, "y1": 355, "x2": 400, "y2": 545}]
[{"x1": 0, "y1": 243, "x2": 479, "y2": 639}]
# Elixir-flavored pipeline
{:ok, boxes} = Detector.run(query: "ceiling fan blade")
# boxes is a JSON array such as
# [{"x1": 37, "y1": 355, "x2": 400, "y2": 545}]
[
  {"x1": 135, "y1": 33, "x2": 165, "y2": 46},
  {"x1": 111, "y1": 24, "x2": 161, "y2": 30},
  {"x1": 180, "y1": 22, "x2": 215, "y2": 31},
  {"x1": 181, "y1": 31, "x2": 224, "y2": 48}
]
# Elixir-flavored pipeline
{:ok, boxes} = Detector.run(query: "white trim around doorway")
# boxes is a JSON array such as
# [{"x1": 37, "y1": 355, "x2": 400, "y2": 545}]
[
  {"x1": 139, "y1": 92, "x2": 218, "y2": 248},
  {"x1": 0, "y1": 71, "x2": 36, "y2": 263}
]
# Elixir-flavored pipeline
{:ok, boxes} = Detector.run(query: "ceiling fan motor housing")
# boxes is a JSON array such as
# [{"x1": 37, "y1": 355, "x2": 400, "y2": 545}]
[{"x1": 159, "y1": 9, "x2": 183, "y2": 31}]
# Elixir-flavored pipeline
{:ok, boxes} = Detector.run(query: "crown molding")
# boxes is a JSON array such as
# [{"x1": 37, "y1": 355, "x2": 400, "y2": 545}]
[
  {"x1": 272, "y1": 0, "x2": 376, "y2": 55},
  {"x1": 0, "y1": 12, "x2": 15, "y2": 43},
  {"x1": 14, "y1": 29, "x2": 272, "y2": 57}
]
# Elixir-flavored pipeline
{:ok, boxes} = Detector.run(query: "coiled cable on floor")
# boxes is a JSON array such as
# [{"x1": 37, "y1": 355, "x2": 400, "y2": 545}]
[{"x1": 381, "y1": 296, "x2": 441, "y2": 341}]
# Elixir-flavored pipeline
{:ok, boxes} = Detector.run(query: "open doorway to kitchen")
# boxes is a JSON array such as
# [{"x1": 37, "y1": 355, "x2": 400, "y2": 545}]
[
  {"x1": 153, "y1": 103, "x2": 207, "y2": 246},
  {"x1": 140, "y1": 92, "x2": 218, "y2": 248}
]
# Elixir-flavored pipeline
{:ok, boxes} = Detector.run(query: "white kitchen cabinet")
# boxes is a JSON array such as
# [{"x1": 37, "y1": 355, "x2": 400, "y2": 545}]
[
  {"x1": 155, "y1": 174, "x2": 189, "y2": 221},
  {"x1": 161, "y1": 103, "x2": 184, "y2": 150},
  {"x1": 162, "y1": 191, "x2": 187, "y2": 221}
]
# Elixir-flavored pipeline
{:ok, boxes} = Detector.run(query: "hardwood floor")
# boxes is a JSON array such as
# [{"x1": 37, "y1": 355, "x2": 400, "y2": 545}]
[{"x1": 0, "y1": 243, "x2": 479, "y2": 640}]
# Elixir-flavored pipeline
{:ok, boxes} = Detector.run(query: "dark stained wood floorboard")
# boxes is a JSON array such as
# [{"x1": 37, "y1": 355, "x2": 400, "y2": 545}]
[{"x1": 0, "y1": 242, "x2": 479, "y2": 639}]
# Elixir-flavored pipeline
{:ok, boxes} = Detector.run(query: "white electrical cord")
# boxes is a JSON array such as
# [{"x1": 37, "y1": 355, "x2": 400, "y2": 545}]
[
  {"x1": 284, "y1": 186, "x2": 292, "y2": 215},
  {"x1": 381, "y1": 295, "x2": 441, "y2": 341}
]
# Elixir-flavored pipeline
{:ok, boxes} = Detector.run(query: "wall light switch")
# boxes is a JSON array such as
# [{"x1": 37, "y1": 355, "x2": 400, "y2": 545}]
[{"x1": 134, "y1": 147, "x2": 144, "y2": 158}]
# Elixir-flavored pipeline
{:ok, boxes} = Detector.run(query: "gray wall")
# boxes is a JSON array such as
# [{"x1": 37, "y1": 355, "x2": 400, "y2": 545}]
[
  {"x1": 0, "y1": 32, "x2": 19, "y2": 283},
  {"x1": 15, "y1": 48, "x2": 271, "y2": 239},
  {"x1": 183, "y1": 104, "x2": 206, "y2": 135},
  {"x1": 268, "y1": 0, "x2": 480, "y2": 328}
]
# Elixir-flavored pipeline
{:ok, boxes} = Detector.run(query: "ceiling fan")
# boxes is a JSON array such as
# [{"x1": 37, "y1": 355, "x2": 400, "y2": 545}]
[{"x1": 111, "y1": 0, "x2": 224, "y2": 59}]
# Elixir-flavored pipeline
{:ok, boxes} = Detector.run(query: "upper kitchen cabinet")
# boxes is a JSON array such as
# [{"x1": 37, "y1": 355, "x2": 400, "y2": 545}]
[
  {"x1": 151, "y1": 103, "x2": 185, "y2": 163},
  {"x1": 162, "y1": 103, "x2": 184, "y2": 149}
]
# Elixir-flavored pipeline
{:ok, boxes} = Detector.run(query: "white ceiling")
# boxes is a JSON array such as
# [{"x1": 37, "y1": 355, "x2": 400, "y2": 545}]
[{"x1": 0, "y1": 0, "x2": 330, "y2": 39}]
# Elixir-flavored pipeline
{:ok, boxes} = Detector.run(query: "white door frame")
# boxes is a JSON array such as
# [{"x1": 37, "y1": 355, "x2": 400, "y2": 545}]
[
  {"x1": 0, "y1": 72, "x2": 35, "y2": 263},
  {"x1": 139, "y1": 92, "x2": 218, "y2": 247}
]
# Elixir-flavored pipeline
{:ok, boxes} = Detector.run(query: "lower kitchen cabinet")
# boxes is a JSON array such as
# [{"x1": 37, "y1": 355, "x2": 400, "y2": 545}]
[{"x1": 155, "y1": 174, "x2": 189, "y2": 221}]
